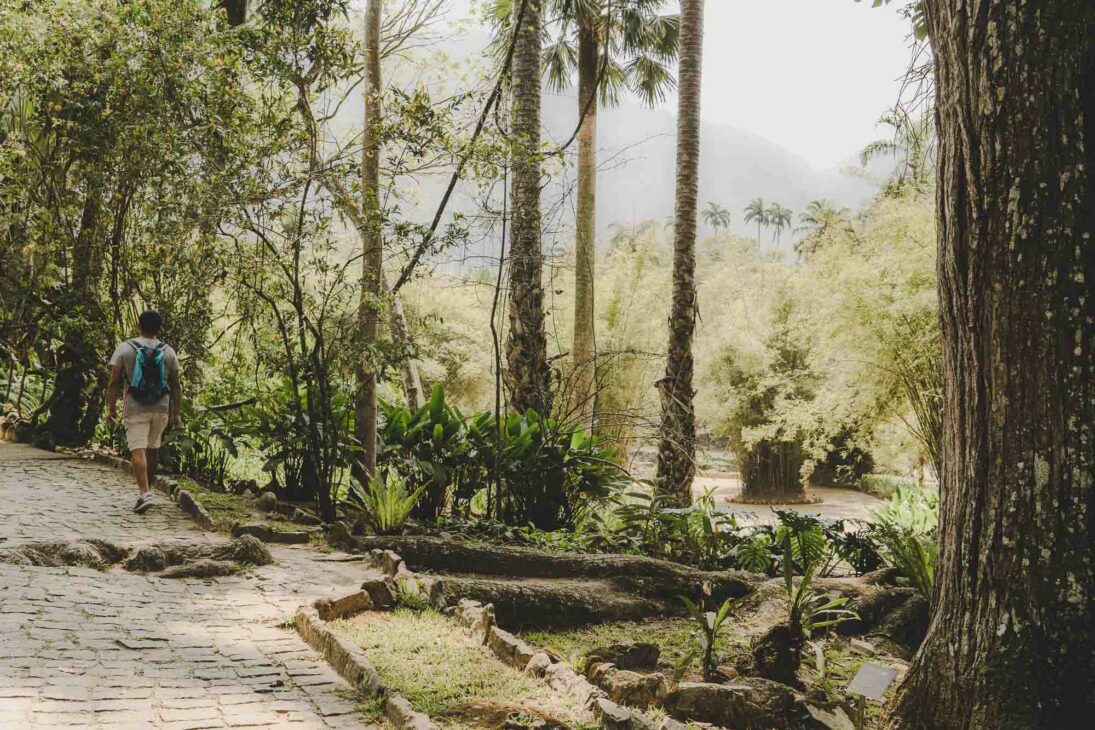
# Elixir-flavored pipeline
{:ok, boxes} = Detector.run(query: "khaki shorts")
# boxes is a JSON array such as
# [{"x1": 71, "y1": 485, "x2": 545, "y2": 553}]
[{"x1": 124, "y1": 412, "x2": 169, "y2": 451}]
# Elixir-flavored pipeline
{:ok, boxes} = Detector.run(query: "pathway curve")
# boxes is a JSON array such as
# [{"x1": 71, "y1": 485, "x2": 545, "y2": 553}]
[{"x1": 0, "y1": 442, "x2": 380, "y2": 730}]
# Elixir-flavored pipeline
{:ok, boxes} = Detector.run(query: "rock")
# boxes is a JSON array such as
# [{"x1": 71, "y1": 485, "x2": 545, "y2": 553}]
[
  {"x1": 752, "y1": 622, "x2": 803, "y2": 686},
  {"x1": 544, "y1": 662, "x2": 605, "y2": 707},
  {"x1": 451, "y1": 599, "x2": 495, "y2": 643},
  {"x1": 664, "y1": 678, "x2": 798, "y2": 729},
  {"x1": 869, "y1": 593, "x2": 929, "y2": 658},
  {"x1": 525, "y1": 652, "x2": 552, "y2": 678},
  {"x1": 486, "y1": 627, "x2": 537, "y2": 670},
  {"x1": 160, "y1": 559, "x2": 238, "y2": 579},
  {"x1": 586, "y1": 642, "x2": 660, "y2": 670},
  {"x1": 368, "y1": 549, "x2": 406, "y2": 577},
  {"x1": 849, "y1": 638, "x2": 877, "y2": 655},
  {"x1": 385, "y1": 692, "x2": 439, "y2": 730},
  {"x1": 806, "y1": 703, "x2": 856, "y2": 730},
  {"x1": 292, "y1": 508, "x2": 323, "y2": 526},
  {"x1": 255, "y1": 491, "x2": 278, "y2": 513},
  {"x1": 231, "y1": 522, "x2": 311, "y2": 545},
  {"x1": 315, "y1": 591, "x2": 375, "y2": 621},
  {"x1": 586, "y1": 663, "x2": 669, "y2": 709},
  {"x1": 657, "y1": 718, "x2": 689, "y2": 730},
  {"x1": 326, "y1": 521, "x2": 357, "y2": 551},
  {"x1": 361, "y1": 577, "x2": 396, "y2": 609},
  {"x1": 273, "y1": 501, "x2": 298, "y2": 518},
  {"x1": 595, "y1": 698, "x2": 632, "y2": 730},
  {"x1": 215, "y1": 535, "x2": 274, "y2": 566}
]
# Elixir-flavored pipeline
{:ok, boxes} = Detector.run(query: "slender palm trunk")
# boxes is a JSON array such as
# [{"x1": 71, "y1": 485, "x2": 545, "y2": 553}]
[
  {"x1": 504, "y1": 0, "x2": 550, "y2": 416},
  {"x1": 571, "y1": 10, "x2": 599, "y2": 431},
  {"x1": 353, "y1": 0, "x2": 383, "y2": 485},
  {"x1": 383, "y1": 269, "x2": 423, "y2": 411},
  {"x1": 891, "y1": 2, "x2": 1095, "y2": 726},
  {"x1": 655, "y1": 0, "x2": 703, "y2": 506}
]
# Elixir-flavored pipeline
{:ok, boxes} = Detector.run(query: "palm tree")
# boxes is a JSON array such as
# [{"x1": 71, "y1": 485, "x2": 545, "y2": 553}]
[
  {"x1": 743, "y1": 197, "x2": 768, "y2": 248},
  {"x1": 540, "y1": 0, "x2": 679, "y2": 430},
  {"x1": 797, "y1": 198, "x2": 849, "y2": 233},
  {"x1": 655, "y1": 0, "x2": 703, "y2": 507},
  {"x1": 766, "y1": 202, "x2": 793, "y2": 248},
  {"x1": 701, "y1": 201, "x2": 731, "y2": 231},
  {"x1": 505, "y1": 0, "x2": 551, "y2": 415},
  {"x1": 354, "y1": 0, "x2": 384, "y2": 487},
  {"x1": 860, "y1": 106, "x2": 934, "y2": 184}
]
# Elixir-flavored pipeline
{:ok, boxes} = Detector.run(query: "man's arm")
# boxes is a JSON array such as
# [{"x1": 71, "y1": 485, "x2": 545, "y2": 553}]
[
  {"x1": 105, "y1": 365, "x2": 123, "y2": 422},
  {"x1": 169, "y1": 369, "x2": 182, "y2": 428}
]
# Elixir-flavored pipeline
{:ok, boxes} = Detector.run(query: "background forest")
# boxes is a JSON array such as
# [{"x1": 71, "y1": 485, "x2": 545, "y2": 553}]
[{"x1": 0, "y1": 0, "x2": 938, "y2": 534}]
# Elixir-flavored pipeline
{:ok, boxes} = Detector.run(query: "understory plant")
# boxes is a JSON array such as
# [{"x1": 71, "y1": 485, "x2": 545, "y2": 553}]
[
  {"x1": 871, "y1": 485, "x2": 938, "y2": 596},
  {"x1": 379, "y1": 385, "x2": 626, "y2": 531},
  {"x1": 354, "y1": 468, "x2": 425, "y2": 536},
  {"x1": 680, "y1": 590, "x2": 738, "y2": 681}
]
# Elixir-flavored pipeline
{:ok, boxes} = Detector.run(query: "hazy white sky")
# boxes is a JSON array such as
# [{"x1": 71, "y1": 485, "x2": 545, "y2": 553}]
[{"x1": 444, "y1": 0, "x2": 916, "y2": 170}]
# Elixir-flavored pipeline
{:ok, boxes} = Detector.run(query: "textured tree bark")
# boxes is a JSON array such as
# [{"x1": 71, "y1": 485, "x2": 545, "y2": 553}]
[
  {"x1": 892, "y1": 2, "x2": 1095, "y2": 727},
  {"x1": 504, "y1": 0, "x2": 551, "y2": 416},
  {"x1": 655, "y1": 0, "x2": 703, "y2": 506},
  {"x1": 571, "y1": 9, "x2": 599, "y2": 431},
  {"x1": 353, "y1": 0, "x2": 383, "y2": 486}
]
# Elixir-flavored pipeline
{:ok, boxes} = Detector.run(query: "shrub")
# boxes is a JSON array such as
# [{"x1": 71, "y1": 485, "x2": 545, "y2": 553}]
[{"x1": 353, "y1": 468, "x2": 425, "y2": 536}]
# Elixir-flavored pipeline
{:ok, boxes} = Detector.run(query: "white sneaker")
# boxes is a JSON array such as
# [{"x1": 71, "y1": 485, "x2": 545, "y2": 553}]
[{"x1": 133, "y1": 493, "x2": 153, "y2": 513}]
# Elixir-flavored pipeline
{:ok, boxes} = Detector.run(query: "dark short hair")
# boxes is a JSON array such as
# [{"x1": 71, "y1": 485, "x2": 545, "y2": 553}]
[{"x1": 138, "y1": 310, "x2": 162, "y2": 335}]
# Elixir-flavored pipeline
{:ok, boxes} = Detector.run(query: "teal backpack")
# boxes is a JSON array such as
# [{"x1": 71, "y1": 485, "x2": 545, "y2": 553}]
[{"x1": 127, "y1": 340, "x2": 169, "y2": 404}]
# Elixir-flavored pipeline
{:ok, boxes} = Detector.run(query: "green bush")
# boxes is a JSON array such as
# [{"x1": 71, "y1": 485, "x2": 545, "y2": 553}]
[
  {"x1": 378, "y1": 385, "x2": 626, "y2": 530},
  {"x1": 353, "y1": 468, "x2": 425, "y2": 536},
  {"x1": 870, "y1": 485, "x2": 938, "y2": 596}
]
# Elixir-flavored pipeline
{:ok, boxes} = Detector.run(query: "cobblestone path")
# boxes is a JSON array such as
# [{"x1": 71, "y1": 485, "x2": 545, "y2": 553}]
[{"x1": 0, "y1": 442, "x2": 379, "y2": 729}]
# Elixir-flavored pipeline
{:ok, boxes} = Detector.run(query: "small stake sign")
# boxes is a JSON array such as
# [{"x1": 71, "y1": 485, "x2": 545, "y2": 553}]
[
  {"x1": 848, "y1": 661, "x2": 898, "y2": 700},
  {"x1": 847, "y1": 662, "x2": 898, "y2": 729}
]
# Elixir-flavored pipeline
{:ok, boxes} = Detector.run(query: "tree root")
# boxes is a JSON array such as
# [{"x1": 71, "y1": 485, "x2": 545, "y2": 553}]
[
  {"x1": 344, "y1": 534, "x2": 754, "y2": 605},
  {"x1": 0, "y1": 535, "x2": 272, "y2": 577}
]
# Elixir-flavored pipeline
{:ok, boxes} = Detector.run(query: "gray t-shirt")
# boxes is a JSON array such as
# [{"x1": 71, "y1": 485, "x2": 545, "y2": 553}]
[{"x1": 108, "y1": 337, "x2": 180, "y2": 415}]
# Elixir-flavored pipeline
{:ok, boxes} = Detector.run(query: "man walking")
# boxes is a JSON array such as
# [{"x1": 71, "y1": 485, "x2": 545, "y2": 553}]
[{"x1": 105, "y1": 310, "x2": 181, "y2": 513}]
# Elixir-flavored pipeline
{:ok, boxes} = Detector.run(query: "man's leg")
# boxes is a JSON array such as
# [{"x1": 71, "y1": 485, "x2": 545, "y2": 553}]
[
  {"x1": 130, "y1": 448, "x2": 150, "y2": 495},
  {"x1": 144, "y1": 414, "x2": 168, "y2": 489},
  {"x1": 146, "y1": 448, "x2": 158, "y2": 489}
]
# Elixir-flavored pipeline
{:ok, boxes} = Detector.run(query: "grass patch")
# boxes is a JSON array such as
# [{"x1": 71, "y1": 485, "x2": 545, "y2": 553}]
[
  {"x1": 175, "y1": 476, "x2": 305, "y2": 533},
  {"x1": 522, "y1": 616, "x2": 738, "y2": 678},
  {"x1": 329, "y1": 609, "x2": 587, "y2": 726}
]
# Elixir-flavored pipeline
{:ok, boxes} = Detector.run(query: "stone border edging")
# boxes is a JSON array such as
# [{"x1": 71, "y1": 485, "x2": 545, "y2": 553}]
[
  {"x1": 354, "y1": 548, "x2": 668, "y2": 730},
  {"x1": 293, "y1": 606, "x2": 438, "y2": 730}
]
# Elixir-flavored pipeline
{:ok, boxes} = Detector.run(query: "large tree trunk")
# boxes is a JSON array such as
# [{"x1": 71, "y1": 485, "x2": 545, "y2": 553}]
[
  {"x1": 504, "y1": 0, "x2": 550, "y2": 416},
  {"x1": 892, "y1": 2, "x2": 1095, "y2": 727},
  {"x1": 44, "y1": 190, "x2": 104, "y2": 446},
  {"x1": 655, "y1": 0, "x2": 703, "y2": 506},
  {"x1": 570, "y1": 7, "x2": 599, "y2": 431},
  {"x1": 353, "y1": 0, "x2": 383, "y2": 486}
]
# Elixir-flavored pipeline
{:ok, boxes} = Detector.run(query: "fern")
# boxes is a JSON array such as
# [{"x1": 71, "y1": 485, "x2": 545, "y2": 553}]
[{"x1": 355, "y1": 468, "x2": 426, "y2": 536}]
